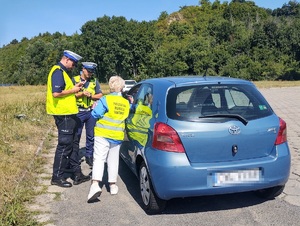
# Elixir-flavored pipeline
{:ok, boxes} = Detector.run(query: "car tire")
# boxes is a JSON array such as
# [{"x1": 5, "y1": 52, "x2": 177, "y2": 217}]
[
  {"x1": 139, "y1": 162, "x2": 166, "y2": 214},
  {"x1": 254, "y1": 185, "x2": 285, "y2": 199}
]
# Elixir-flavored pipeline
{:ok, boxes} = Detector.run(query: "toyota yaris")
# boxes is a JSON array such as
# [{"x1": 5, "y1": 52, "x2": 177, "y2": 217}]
[{"x1": 120, "y1": 76, "x2": 291, "y2": 214}]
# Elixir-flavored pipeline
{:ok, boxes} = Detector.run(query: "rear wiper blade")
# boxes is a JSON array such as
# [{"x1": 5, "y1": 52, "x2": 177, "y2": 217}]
[{"x1": 199, "y1": 114, "x2": 248, "y2": 125}]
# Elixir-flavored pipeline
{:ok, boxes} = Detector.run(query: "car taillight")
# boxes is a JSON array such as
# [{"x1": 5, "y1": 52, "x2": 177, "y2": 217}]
[
  {"x1": 152, "y1": 122, "x2": 185, "y2": 153},
  {"x1": 275, "y1": 118, "x2": 287, "y2": 145}
]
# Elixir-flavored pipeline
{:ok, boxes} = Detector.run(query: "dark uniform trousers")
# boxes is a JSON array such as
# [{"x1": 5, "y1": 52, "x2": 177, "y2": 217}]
[
  {"x1": 52, "y1": 114, "x2": 81, "y2": 180},
  {"x1": 77, "y1": 109, "x2": 97, "y2": 158}
]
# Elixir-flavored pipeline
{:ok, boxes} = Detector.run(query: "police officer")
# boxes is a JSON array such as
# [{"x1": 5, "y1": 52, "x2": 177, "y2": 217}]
[
  {"x1": 73, "y1": 62, "x2": 103, "y2": 167},
  {"x1": 46, "y1": 50, "x2": 90, "y2": 188}
]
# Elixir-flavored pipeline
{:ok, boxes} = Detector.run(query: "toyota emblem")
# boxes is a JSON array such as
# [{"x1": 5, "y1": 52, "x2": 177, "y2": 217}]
[{"x1": 228, "y1": 125, "x2": 241, "y2": 135}]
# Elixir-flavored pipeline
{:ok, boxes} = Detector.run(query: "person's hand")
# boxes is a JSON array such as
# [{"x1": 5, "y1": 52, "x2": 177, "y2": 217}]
[
  {"x1": 74, "y1": 80, "x2": 86, "y2": 88},
  {"x1": 83, "y1": 90, "x2": 92, "y2": 98},
  {"x1": 72, "y1": 86, "x2": 82, "y2": 93},
  {"x1": 72, "y1": 81, "x2": 86, "y2": 94},
  {"x1": 127, "y1": 94, "x2": 134, "y2": 104}
]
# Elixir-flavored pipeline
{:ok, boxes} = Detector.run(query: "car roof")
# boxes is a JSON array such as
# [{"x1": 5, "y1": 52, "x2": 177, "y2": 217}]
[
  {"x1": 140, "y1": 76, "x2": 253, "y2": 86},
  {"x1": 136, "y1": 75, "x2": 254, "y2": 91}
]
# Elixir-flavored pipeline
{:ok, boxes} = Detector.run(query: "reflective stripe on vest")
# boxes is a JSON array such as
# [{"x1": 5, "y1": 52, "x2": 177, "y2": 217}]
[
  {"x1": 94, "y1": 95, "x2": 130, "y2": 140},
  {"x1": 96, "y1": 115, "x2": 125, "y2": 131},
  {"x1": 126, "y1": 128, "x2": 148, "y2": 135},
  {"x1": 99, "y1": 115, "x2": 124, "y2": 124},
  {"x1": 46, "y1": 65, "x2": 78, "y2": 115}
]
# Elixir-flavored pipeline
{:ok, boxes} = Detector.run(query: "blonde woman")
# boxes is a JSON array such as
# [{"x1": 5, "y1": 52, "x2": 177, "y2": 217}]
[{"x1": 88, "y1": 76, "x2": 131, "y2": 202}]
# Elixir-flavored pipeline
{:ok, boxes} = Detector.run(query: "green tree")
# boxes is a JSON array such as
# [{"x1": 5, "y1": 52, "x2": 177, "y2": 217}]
[{"x1": 1, "y1": 1, "x2": 300, "y2": 84}]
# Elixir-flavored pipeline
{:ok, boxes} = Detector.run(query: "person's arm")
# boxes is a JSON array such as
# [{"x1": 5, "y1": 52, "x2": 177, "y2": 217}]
[
  {"x1": 91, "y1": 79, "x2": 103, "y2": 100},
  {"x1": 91, "y1": 97, "x2": 108, "y2": 119},
  {"x1": 51, "y1": 70, "x2": 84, "y2": 98},
  {"x1": 53, "y1": 86, "x2": 82, "y2": 98},
  {"x1": 91, "y1": 93, "x2": 103, "y2": 100},
  {"x1": 75, "y1": 89, "x2": 102, "y2": 99},
  {"x1": 72, "y1": 77, "x2": 84, "y2": 99}
]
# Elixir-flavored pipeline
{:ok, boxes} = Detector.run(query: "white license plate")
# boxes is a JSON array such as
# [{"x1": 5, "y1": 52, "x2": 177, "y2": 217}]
[{"x1": 213, "y1": 169, "x2": 261, "y2": 186}]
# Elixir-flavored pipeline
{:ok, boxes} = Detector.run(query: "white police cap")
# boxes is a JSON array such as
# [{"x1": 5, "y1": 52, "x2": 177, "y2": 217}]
[
  {"x1": 63, "y1": 50, "x2": 82, "y2": 63},
  {"x1": 82, "y1": 62, "x2": 97, "y2": 72}
]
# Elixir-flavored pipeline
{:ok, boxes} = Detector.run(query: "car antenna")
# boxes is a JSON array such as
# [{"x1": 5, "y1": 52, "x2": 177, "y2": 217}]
[{"x1": 203, "y1": 67, "x2": 208, "y2": 78}]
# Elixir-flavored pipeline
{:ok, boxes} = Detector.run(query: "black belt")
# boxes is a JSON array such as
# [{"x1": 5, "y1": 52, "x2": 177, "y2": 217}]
[{"x1": 78, "y1": 107, "x2": 91, "y2": 112}]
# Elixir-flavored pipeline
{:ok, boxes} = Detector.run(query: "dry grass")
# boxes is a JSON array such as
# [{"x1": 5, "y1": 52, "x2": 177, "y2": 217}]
[
  {"x1": 0, "y1": 85, "x2": 53, "y2": 224},
  {"x1": 100, "y1": 83, "x2": 110, "y2": 94},
  {"x1": 253, "y1": 80, "x2": 300, "y2": 88},
  {"x1": 0, "y1": 84, "x2": 110, "y2": 224}
]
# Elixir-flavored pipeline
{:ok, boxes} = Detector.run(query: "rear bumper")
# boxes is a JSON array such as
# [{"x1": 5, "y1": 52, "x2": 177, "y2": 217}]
[{"x1": 145, "y1": 143, "x2": 291, "y2": 200}]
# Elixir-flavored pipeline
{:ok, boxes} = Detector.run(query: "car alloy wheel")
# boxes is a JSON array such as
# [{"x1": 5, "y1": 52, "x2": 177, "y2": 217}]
[
  {"x1": 139, "y1": 162, "x2": 166, "y2": 214},
  {"x1": 140, "y1": 164, "x2": 151, "y2": 205}
]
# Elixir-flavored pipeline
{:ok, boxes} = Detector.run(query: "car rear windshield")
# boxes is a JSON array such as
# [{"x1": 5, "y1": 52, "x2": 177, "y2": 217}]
[{"x1": 166, "y1": 84, "x2": 273, "y2": 122}]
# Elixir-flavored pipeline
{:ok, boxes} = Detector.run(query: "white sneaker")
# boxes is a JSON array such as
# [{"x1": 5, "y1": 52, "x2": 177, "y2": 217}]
[
  {"x1": 87, "y1": 183, "x2": 101, "y2": 202},
  {"x1": 110, "y1": 184, "x2": 118, "y2": 195}
]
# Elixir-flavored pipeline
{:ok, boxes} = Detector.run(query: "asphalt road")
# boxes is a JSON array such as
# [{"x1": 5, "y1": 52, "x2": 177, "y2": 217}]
[{"x1": 32, "y1": 86, "x2": 300, "y2": 226}]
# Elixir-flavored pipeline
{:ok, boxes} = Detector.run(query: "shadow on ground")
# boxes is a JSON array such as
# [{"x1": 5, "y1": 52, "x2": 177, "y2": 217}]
[{"x1": 119, "y1": 157, "x2": 269, "y2": 215}]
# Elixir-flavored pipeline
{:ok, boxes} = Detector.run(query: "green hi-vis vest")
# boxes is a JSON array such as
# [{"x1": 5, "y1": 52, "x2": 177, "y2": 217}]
[
  {"x1": 46, "y1": 65, "x2": 78, "y2": 115},
  {"x1": 73, "y1": 75, "x2": 97, "y2": 108},
  {"x1": 94, "y1": 95, "x2": 130, "y2": 141},
  {"x1": 126, "y1": 103, "x2": 152, "y2": 147}
]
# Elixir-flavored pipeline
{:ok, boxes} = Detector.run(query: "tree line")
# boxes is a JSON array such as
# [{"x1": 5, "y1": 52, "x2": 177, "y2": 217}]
[{"x1": 1, "y1": 0, "x2": 300, "y2": 85}]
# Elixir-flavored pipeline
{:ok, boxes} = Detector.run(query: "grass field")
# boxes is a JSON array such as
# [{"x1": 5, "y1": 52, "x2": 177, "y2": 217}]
[
  {"x1": 0, "y1": 80, "x2": 299, "y2": 224},
  {"x1": 0, "y1": 85, "x2": 53, "y2": 225}
]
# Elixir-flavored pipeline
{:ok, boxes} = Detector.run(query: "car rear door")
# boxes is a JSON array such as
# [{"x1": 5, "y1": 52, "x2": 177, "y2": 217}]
[{"x1": 170, "y1": 116, "x2": 279, "y2": 163}]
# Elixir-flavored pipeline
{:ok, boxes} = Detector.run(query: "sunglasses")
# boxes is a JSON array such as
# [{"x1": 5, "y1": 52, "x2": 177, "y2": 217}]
[{"x1": 68, "y1": 58, "x2": 77, "y2": 67}]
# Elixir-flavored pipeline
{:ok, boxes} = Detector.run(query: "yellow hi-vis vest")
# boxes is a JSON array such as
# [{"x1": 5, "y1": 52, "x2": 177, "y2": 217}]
[
  {"x1": 126, "y1": 103, "x2": 152, "y2": 147},
  {"x1": 46, "y1": 65, "x2": 78, "y2": 115},
  {"x1": 73, "y1": 75, "x2": 97, "y2": 108},
  {"x1": 94, "y1": 95, "x2": 130, "y2": 140}
]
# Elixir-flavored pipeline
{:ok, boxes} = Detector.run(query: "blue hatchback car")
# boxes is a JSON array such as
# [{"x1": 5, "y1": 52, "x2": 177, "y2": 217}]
[{"x1": 120, "y1": 76, "x2": 291, "y2": 214}]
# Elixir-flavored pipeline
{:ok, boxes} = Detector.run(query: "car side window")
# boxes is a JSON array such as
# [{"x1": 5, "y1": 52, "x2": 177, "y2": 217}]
[
  {"x1": 127, "y1": 84, "x2": 153, "y2": 113},
  {"x1": 133, "y1": 85, "x2": 153, "y2": 109}
]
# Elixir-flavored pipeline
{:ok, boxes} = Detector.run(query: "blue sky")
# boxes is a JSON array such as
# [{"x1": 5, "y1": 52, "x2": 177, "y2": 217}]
[{"x1": 0, "y1": 0, "x2": 290, "y2": 46}]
